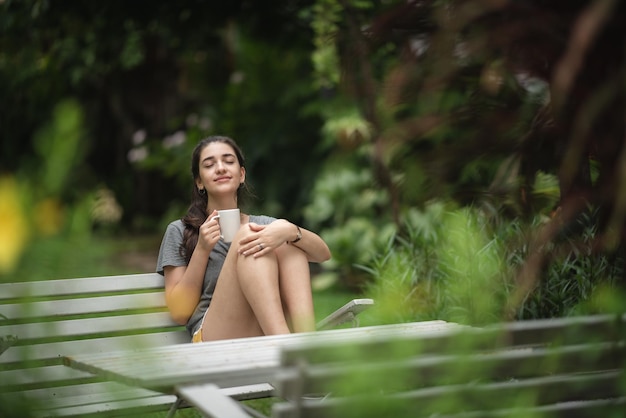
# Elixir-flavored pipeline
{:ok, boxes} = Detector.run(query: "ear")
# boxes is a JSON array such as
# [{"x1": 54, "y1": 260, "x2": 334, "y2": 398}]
[
  {"x1": 195, "y1": 178, "x2": 204, "y2": 191},
  {"x1": 240, "y1": 167, "x2": 246, "y2": 184}
]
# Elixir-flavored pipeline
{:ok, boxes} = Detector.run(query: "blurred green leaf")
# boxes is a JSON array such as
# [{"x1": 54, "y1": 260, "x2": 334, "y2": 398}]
[{"x1": 32, "y1": 99, "x2": 85, "y2": 196}]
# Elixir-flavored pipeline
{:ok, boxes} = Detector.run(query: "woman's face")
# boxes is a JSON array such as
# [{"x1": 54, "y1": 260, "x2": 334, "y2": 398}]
[{"x1": 196, "y1": 141, "x2": 245, "y2": 198}]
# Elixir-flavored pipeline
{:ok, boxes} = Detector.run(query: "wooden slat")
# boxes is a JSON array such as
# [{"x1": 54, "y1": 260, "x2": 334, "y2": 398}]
[
  {"x1": 27, "y1": 382, "x2": 274, "y2": 417},
  {"x1": 0, "y1": 312, "x2": 181, "y2": 341},
  {"x1": 0, "y1": 273, "x2": 164, "y2": 300},
  {"x1": 62, "y1": 321, "x2": 463, "y2": 394},
  {"x1": 0, "y1": 274, "x2": 381, "y2": 417},
  {"x1": 413, "y1": 371, "x2": 625, "y2": 414},
  {"x1": 279, "y1": 314, "x2": 626, "y2": 366},
  {"x1": 23, "y1": 380, "x2": 173, "y2": 408},
  {"x1": 390, "y1": 371, "x2": 623, "y2": 406},
  {"x1": 0, "y1": 364, "x2": 93, "y2": 388},
  {"x1": 272, "y1": 315, "x2": 626, "y2": 418},
  {"x1": 1, "y1": 292, "x2": 167, "y2": 321},
  {"x1": 272, "y1": 396, "x2": 626, "y2": 418},
  {"x1": 504, "y1": 314, "x2": 626, "y2": 346},
  {"x1": 277, "y1": 343, "x2": 624, "y2": 400},
  {"x1": 178, "y1": 383, "x2": 252, "y2": 418},
  {"x1": 1, "y1": 331, "x2": 190, "y2": 365},
  {"x1": 35, "y1": 393, "x2": 178, "y2": 418},
  {"x1": 220, "y1": 383, "x2": 276, "y2": 401}
]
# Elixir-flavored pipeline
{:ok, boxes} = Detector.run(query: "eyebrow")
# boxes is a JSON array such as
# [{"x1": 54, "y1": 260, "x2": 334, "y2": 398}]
[{"x1": 201, "y1": 153, "x2": 236, "y2": 163}]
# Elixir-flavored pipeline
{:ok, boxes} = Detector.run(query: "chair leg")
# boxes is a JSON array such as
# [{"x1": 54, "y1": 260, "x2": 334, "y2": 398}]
[{"x1": 167, "y1": 397, "x2": 183, "y2": 418}]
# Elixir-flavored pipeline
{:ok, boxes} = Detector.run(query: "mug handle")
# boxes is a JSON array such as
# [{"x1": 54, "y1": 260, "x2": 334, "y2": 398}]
[{"x1": 209, "y1": 215, "x2": 224, "y2": 240}]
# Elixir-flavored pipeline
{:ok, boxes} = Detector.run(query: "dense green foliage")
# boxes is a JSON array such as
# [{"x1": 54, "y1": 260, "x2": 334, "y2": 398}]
[
  {"x1": 2, "y1": 0, "x2": 625, "y2": 322},
  {"x1": 362, "y1": 202, "x2": 625, "y2": 326},
  {"x1": 1, "y1": 0, "x2": 323, "y2": 226},
  {"x1": 302, "y1": 0, "x2": 626, "y2": 321},
  {"x1": 2, "y1": 3, "x2": 626, "y2": 417}
]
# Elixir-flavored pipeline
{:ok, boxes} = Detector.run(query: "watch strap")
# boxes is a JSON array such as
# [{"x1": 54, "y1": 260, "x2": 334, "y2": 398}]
[{"x1": 291, "y1": 225, "x2": 302, "y2": 243}]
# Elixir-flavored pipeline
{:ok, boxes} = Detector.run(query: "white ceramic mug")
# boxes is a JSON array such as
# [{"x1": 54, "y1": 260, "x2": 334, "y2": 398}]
[{"x1": 211, "y1": 208, "x2": 240, "y2": 243}]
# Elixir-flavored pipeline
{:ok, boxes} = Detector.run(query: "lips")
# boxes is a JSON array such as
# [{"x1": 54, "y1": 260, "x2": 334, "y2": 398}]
[{"x1": 214, "y1": 176, "x2": 231, "y2": 182}]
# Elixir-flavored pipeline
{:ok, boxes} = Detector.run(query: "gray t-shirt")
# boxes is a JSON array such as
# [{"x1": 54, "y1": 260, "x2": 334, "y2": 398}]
[{"x1": 156, "y1": 215, "x2": 276, "y2": 336}]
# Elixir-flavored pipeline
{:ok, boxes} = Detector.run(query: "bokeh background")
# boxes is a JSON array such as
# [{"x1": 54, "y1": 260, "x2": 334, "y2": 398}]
[{"x1": 2, "y1": 0, "x2": 626, "y2": 325}]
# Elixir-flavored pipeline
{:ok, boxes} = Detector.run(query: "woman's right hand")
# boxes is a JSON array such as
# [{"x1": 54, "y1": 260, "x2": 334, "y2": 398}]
[{"x1": 197, "y1": 210, "x2": 222, "y2": 251}]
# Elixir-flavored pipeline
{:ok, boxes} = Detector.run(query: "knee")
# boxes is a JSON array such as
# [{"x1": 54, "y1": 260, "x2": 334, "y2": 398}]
[
  {"x1": 232, "y1": 223, "x2": 254, "y2": 241},
  {"x1": 275, "y1": 242, "x2": 307, "y2": 262}
]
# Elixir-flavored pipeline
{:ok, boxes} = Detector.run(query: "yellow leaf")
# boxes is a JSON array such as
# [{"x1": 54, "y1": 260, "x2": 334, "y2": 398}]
[{"x1": 0, "y1": 177, "x2": 30, "y2": 273}]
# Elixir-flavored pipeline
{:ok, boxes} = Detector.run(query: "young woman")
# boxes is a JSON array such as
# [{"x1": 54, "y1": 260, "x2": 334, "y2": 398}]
[{"x1": 156, "y1": 136, "x2": 331, "y2": 342}]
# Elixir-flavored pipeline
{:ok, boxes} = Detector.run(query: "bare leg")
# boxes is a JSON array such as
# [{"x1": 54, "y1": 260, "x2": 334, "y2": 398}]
[
  {"x1": 275, "y1": 244, "x2": 315, "y2": 333},
  {"x1": 236, "y1": 249, "x2": 292, "y2": 335},
  {"x1": 202, "y1": 227, "x2": 291, "y2": 341}
]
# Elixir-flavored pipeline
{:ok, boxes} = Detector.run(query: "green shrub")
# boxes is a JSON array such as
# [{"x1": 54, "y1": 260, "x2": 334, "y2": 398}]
[
  {"x1": 304, "y1": 159, "x2": 395, "y2": 288},
  {"x1": 363, "y1": 203, "x2": 625, "y2": 325}
]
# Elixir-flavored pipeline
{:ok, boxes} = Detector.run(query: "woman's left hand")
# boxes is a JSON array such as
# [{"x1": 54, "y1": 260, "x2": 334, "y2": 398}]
[{"x1": 238, "y1": 220, "x2": 292, "y2": 258}]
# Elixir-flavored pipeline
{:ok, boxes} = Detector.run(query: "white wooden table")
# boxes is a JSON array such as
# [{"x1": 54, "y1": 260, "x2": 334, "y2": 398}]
[{"x1": 63, "y1": 321, "x2": 462, "y2": 417}]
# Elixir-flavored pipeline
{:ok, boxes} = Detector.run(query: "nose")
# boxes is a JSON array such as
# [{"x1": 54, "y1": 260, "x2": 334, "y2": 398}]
[{"x1": 215, "y1": 160, "x2": 226, "y2": 172}]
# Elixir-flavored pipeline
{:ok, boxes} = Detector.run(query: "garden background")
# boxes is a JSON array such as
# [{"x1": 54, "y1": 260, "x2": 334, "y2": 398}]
[{"x1": 2, "y1": 0, "x2": 625, "y2": 359}]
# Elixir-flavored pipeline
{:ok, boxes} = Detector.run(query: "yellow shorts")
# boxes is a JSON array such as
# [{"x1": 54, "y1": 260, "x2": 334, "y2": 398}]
[{"x1": 192, "y1": 327, "x2": 203, "y2": 343}]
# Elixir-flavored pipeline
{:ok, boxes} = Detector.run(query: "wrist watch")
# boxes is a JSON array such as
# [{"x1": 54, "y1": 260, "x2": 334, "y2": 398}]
[{"x1": 291, "y1": 225, "x2": 302, "y2": 243}]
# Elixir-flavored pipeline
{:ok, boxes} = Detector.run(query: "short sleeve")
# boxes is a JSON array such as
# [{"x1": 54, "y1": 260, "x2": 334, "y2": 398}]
[
  {"x1": 156, "y1": 220, "x2": 187, "y2": 275},
  {"x1": 250, "y1": 215, "x2": 276, "y2": 225}
]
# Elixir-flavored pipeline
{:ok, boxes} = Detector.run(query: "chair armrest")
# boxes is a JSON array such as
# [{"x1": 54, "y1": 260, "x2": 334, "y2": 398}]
[{"x1": 316, "y1": 298, "x2": 374, "y2": 331}]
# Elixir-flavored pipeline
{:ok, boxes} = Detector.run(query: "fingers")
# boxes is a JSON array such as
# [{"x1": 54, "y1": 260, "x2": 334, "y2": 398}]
[
  {"x1": 239, "y1": 240, "x2": 269, "y2": 257},
  {"x1": 247, "y1": 222, "x2": 266, "y2": 232},
  {"x1": 253, "y1": 242, "x2": 268, "y2": 258},
  {"x1": 198, "y1": 211, "x2": 221, "y2": 249},
  {"x1": 238, "y1": 232, "x2": 276, "y2": 257},
  {"x1": 202, "y1": 210, "x2": 220, "y2": 227},
  {"x1": 238, "y1": 221, "x2": 293, "y2": 257}
]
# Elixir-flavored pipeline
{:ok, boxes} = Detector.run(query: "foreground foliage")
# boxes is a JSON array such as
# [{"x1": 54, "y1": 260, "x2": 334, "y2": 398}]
[{"x1": 363, "y1": 202, "x2": 625, "y2": 324}]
